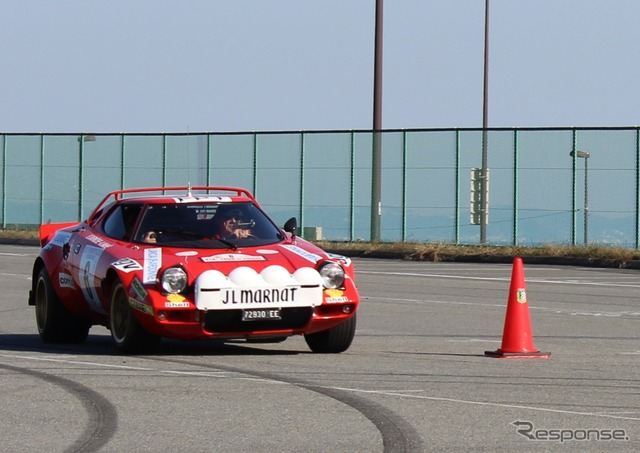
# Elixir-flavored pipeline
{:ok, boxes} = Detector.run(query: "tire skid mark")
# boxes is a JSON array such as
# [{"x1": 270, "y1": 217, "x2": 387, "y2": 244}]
[
  {"x1": 0, "y1": 362, "x2": 118, "y2": 453},
  {"x1": 147, "y1": 356, "x2": 424, "y2": 453}
]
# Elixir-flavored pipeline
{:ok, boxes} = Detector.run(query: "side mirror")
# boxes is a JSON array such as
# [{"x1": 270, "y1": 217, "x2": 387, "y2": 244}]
[{"x1": 283, "y1": 217, "x2": 297, "y2": 235}]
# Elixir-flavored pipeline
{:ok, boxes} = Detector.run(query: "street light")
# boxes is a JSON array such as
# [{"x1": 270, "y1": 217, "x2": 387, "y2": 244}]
[
  {"x1": 570, "y1": 149, "x2": 590, "y2": 244},
  {"x1": 370, "y1": 0, "x2": 383, "y2": 242},
  {"x1": 480, "y1": 0, "x2": 490, "y2": 244}
]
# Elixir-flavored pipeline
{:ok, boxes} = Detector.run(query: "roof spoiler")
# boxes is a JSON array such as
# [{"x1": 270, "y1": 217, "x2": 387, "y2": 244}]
[{"x1": 86, "y1": 186, "x2": 256, "y2": 224}]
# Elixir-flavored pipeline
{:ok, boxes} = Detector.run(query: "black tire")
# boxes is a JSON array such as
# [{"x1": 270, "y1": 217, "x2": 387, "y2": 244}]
[
  {"x1": 304, "y1": 314, "x2": 356, "y2": 353},
  {"x1": 34, "y1": 268, "x2": 90, "y2": 343},
  {"x1": 110, "y1": 280, "x2": 160, "y2": 354}
]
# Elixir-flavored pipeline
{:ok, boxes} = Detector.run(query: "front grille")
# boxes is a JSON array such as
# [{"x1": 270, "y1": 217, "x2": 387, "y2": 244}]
[{"x1": 203, "y1": 307, "x2": 312, "y2": 333}]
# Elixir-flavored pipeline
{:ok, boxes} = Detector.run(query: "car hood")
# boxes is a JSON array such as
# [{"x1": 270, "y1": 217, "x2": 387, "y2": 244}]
[{"x1": 142, "y1": 240, "x2": 332, "y2": 279}]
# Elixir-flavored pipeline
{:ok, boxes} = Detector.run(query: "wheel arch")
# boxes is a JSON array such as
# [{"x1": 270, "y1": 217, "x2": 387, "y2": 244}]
[
  {"x1": 102, "y1": 268, "x2": 121, "y2": 304},
  {"x1": 103, "y1": 269, "x2": 150, "y2": 327},
  {"x1": 28, "y1": 258, "x2": 46, "y2": 306}
]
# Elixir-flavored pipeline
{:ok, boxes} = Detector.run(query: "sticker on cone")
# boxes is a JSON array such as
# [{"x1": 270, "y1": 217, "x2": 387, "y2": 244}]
[{"x1": 485, "y1": 257, "x2": 551, "y2": 359}]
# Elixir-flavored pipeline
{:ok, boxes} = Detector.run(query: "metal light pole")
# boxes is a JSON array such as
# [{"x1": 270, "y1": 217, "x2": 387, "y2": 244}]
[
  {"x1": 570, "y1": 150, "x2": 590, "y2": 244},
  {"x1": 371, "y1": 0, "x2": 383, "y2": 242},
  {"x1": 480, "y1": 0, "x2": 490, "y2": 244}
]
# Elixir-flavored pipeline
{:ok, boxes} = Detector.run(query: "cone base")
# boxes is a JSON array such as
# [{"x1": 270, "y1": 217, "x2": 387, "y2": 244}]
[{"x1": 485, "y1": 349, "x2": 551, "y2": 359}]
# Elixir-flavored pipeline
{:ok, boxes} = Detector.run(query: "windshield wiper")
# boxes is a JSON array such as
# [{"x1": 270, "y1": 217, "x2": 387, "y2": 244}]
[{"x1": 211, "y1": 236, "x2": 237, "y2": 250}]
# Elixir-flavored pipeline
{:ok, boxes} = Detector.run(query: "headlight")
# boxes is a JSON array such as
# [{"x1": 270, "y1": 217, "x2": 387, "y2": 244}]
[
  {"x1": 160, "y1": 267, "x2": 187, "y2": 294},
  {"x1": 319, "y1": 261, "x2": 345, "y2": 289}
]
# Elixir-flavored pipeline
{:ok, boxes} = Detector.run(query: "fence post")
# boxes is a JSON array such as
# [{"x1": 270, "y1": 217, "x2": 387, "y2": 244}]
[
  {"x1": 636, "y1": 128, "x2": 640, "y2": 249},
  {"x1": 299, "y1": 132, "x2": 305, "y2": 232},
  {"x1": 1, "y1": 136, "x2": 6, "y2": 228},
  {"x1": 454, "y1": 130, "x2": 460, "y2": 244},
  {"x1": 512, "y1": 129, "x2": 519, "y2": 245},
  {"x1": 402, "y1": 130, "x2": 408, "y2": 241},
  {"x1": 120, "y1": 134, "x2": 126, "y2": 189},
  {"x1": 350, "y1": 131, "x2": 356, "y2": 241},
  {"x1": 162, "y1": 134, "x2": 167, "y2": 189},
  {"x1": 252, "y1": 134, "x2": 258, "y2": 197},
  {"x1": 78, "y1": 135, "x2": 85, "y2": 221},
  {"x1": 206, "y1": 134, "x2": 212, "y2": 186},
  {"x1": 39, "y1": 135, "x2": 45, "y2": 225},
  {"x1": 570, "y1": 129, "x2": 578, "y2": 245}
]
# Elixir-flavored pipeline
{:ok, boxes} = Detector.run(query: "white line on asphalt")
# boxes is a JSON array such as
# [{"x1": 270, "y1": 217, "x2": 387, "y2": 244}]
[
  {"x1": 327, "y1": 385, "x2": 640, "y2": 422},
  {"x1": 366, "y1": 296, "x2": 640, "y2": 318},
  {"x1": 0, "y1": 272, "x2": 30, "y2": 278},
  {"x1": 0, "y1": 354, "x2": 280, "y2": 380},
  {"x1": 0, "y1": 354, "x2": 155, "y2": 371},
  {"x1": 161, "y1": 369, "x2": 233, "y2": 378},
  {"x1": 358, "y1": 270, "x2": 640, "y2": 288},
  {"x1": 4, "y1": 353, "x2": 638, "y2": 422}
]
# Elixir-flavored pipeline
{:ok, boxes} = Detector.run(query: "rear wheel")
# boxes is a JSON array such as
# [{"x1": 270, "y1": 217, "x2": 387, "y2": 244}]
[
  {"x1": 34, "y1": 268, "x2": 90, "y2": 343},
  {"x1": 110, "y1": 280, "x2": 160, "y2": 354},
  {"x1": 304, "y1": 314, "x2": 356, "y2": 353}
]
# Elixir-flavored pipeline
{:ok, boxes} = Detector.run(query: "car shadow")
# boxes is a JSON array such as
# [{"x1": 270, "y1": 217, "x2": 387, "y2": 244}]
[{"x1": 0, "y1": 333, "x2": 303, "y2": 357}]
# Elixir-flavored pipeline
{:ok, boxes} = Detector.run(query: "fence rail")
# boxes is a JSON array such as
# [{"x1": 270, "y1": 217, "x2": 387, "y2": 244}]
[{"x1": 2, "y1": 127, "x2": 639, "y2": 247}]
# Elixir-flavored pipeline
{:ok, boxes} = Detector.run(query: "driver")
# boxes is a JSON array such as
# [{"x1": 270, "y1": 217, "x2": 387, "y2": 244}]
[
  {"x1": 213, "y1": 206, "x2": 251, "y2": 239},
  {"x1": 141, "y1": 231, "x2": 157, "y2": 243}
]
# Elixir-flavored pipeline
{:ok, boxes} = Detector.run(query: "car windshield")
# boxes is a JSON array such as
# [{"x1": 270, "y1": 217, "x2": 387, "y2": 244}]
[{"x1": 134, "y1": 202, "x2": 284, "y2": 249}]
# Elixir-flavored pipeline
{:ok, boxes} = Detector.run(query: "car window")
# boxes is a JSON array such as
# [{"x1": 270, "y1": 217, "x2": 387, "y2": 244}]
[
  {"x1": 102, "y1": 204, "x2": 143, "y2": 241},
  {"x1": 135, "y1": 202, "x2": 283, "y2": 248}
]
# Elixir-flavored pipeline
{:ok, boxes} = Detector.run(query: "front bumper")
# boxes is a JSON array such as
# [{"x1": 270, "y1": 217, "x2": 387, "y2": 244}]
[{"x1": 134, "y1": 301, "x2": 358, "y2": 340}]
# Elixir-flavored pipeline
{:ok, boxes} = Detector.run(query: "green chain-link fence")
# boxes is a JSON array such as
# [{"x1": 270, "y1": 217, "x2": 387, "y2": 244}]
[{"x1": 2, "y1": 127, "x2": 638, "y2": 247}]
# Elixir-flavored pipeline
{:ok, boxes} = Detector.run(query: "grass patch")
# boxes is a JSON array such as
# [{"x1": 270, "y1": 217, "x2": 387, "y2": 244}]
[
  {"x1": 0, "y1": 228, "x2": 39, "y2": 241},
  {"x1": 316, "y1": 241, "x2": 640, "y2": 262},
  {"x1": 3, "y1": 229, "x2": 639, "y2": 262}
]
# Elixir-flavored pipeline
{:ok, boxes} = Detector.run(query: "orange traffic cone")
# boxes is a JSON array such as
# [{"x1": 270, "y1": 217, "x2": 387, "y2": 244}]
[{"x1": 485, "y1": 257, "x2": 551, "y2": 359}]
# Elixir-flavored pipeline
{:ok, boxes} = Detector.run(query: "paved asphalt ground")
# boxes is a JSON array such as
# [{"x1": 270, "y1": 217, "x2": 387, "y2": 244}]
[{"x1": 1, "y1": 244, "x2": 640, "y2": 452}]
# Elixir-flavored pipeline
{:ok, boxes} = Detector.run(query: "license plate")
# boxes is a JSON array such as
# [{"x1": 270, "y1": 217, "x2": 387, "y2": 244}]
[{"x1": 241, "y1": 308, "x2": 282, "y2": 321}]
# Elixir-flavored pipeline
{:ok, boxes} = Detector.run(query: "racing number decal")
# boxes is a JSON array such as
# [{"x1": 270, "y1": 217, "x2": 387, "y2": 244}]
[
  {"x1": 112, "y1": 257, "x2": 144, "y2": 273},
  {"x1": 79, "y1": 245, "x2": 106, "y2": 314}
]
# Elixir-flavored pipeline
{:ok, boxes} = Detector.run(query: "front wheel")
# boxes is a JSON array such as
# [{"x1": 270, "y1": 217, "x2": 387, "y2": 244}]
[
  {"x1": 304, "y1": 314, "x2": 356, "y2": 353},
  {"x1": 34, "y1": 267, "x2": 90, "y2": 343},
  {"x1": 110, "y1": 280, "x2": 160, "y2": 354}
]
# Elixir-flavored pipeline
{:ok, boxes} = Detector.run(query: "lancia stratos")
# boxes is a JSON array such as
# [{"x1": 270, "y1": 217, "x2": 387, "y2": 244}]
[{"x1": 28, "y1": 186, "x2": 359, "y2": 354}]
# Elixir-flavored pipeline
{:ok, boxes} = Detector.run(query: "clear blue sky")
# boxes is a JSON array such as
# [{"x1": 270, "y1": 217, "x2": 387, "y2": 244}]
[{"x1": 2, "y1": 0, "x2": 639, "y2": 133}]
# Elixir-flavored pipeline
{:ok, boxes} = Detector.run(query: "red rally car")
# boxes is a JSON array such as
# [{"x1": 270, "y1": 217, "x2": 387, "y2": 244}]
[{"x1": 28, "y1": 186, "x2": 360, "y2": 354}]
